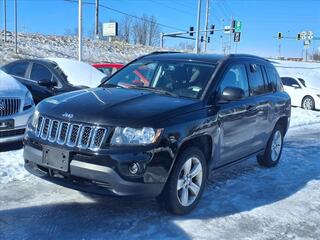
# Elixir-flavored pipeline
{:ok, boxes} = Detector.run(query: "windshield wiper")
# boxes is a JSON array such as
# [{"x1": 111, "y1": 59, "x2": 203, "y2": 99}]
[
  {"x1": 130, "y1": 86, "x2": 179, "y2": 98},
  {"x1": 102, "y1": 83, "x2": 125, "y2": 88}
]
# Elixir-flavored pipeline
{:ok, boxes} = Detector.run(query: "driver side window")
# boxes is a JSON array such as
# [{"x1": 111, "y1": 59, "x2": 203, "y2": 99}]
[
  {"x1": 30, "y1": 63, "x2": 53, "y2": 82},
  {"x1": 219, "y1": 64, "x2": 249, "y2": 97}
]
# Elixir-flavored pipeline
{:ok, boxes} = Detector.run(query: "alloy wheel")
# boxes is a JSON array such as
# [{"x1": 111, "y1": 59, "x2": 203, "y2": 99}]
[
  {"x1": 176, "y1": 157, "x2": 203, "y2": 207},
  {"x1": 271, "y1": 130, "x2": 282, "y2": 161}
]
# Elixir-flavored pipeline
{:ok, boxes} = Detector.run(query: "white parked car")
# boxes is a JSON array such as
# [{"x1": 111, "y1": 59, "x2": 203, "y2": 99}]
[
  {"x1": 0, "y1": 70, "x2": 35, "y2": 143},
  {"x1": 281, "y1": 77, "x2": 320, "y2": 110}
]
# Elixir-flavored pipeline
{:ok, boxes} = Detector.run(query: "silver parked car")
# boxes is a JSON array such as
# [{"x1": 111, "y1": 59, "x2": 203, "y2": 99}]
[{"x1": 0, "y1": 70, "x2": 35, "y2": 143}]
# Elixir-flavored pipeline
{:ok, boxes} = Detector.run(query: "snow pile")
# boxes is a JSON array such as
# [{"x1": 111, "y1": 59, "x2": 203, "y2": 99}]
[
  {"x1": 0, "y1": 149, "x2": 30, "y2": 184},
  {"x1": 0, "y1": 32, "x2": 162, "y2": 66},
  {"x1": 46, "y1": 58, "x2": 106, "y2": 87},
  {"x1": 271, "y1": 59, "x2": 320, "y2": 90},
  {"x1": 290, "y1": 107, "x2": 320, "y2": 128}
]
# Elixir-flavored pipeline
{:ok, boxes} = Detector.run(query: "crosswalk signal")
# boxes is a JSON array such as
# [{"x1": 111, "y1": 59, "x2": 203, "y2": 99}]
[
  {"x1": 189, "y1": 26, "x2": 194, "y2": 36},
  {"x1": 210, "y1": 25, "x2": 215, "y2": 34},
  {"x1": 278, "y1": 32, "x2": 282, "y2": 39},
  {"x1": 297, "y1": 33, "x2": 301, "y2": 40}
]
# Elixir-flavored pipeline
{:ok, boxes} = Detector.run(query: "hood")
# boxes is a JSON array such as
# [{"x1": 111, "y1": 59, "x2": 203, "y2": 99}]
[
  {"x1": 0, "y1": 70, "x2": 29, "y2": 98},
  {"x1": 38, "y1": 87, "x2": 202, "y2": 127},
  {"x1": 46, "y1": 58, "x2": 106, "y2": 88}
]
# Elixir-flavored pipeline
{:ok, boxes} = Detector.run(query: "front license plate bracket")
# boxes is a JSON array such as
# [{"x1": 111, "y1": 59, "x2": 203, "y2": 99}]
[{"x1": 42, "y1": 146, "x2": 70, "y2": 172}]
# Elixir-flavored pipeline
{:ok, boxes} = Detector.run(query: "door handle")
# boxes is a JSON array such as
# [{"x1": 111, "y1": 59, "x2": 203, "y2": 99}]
[{"x1": 246, "y1": 105, "x2": 257, "y2": 112}]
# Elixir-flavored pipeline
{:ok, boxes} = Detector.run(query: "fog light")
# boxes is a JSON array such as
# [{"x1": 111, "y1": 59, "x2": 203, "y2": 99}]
[{"x1": 129, "y1": 162, "x2": 140, "y2": 175}]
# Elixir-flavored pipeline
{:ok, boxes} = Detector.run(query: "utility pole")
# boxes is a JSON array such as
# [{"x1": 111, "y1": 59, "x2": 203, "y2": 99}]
[
  {"x1": 195, "y1": 0, "x2": 202, "y2": 53},
  {"x1": 3, "y1": 0, "x2": 7, "y2": 42},
  {"x1": 95, "y1": 0, "x2": 99, "y2": 39},
  {"x1": 203, "y1": 0, "x2": 210, "y2": 52},
  {"x1": 14, "y1": 0, "x2": 17, "y2": 53},
  {"x1": 78, "y1": 0, "x2": 83, "y2": 61}
]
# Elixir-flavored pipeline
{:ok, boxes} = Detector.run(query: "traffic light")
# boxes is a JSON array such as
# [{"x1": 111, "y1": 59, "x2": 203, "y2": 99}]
[
  {"x1": 297, "y1": 33, "x2": 301, "y2": 40},
  {"x1": 207, "y1": 37, "x2": 210, "y2": 43},
  {"x1": 278, "y1": 32, "x2": 282, "y2": 39},
  {"x1": 200, "y1": 36, "x2": 204, "y2": 42},
  {"x1": 210, "y1": 25, "x2": 215, "y2": 34},
  {"x1": 231, "y1": 20, "x2": 236, "y2": 33},
  {"x1": 189, "y1": 26, "x2": 194, "y2": 36}
]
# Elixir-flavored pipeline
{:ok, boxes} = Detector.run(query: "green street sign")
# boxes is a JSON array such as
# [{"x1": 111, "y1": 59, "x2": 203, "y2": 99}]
[{"x1": 234, "y1": 21, "x2": 242, "y2": 32}]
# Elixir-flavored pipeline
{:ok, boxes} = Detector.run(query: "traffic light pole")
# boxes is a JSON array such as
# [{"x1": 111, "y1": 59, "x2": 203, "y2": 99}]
[
  {"x1": 195, "y1": 0, "x2": 202, "y2": 53},
  {"x1": 160, "y1": 28, "x2": 228, "y2": 49},
  {"x1": 204, "y1": 0, "x2": 210, "y2": 52}
]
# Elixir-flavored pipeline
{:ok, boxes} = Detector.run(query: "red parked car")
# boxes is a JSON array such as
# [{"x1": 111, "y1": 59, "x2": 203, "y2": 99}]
[{"x1": 92, "y1": 63, "x2": 124, "y2": 77}]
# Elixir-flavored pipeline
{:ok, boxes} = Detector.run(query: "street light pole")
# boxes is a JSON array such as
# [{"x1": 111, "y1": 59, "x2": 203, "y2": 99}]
[
  {"x1": 3, "y1": 0, "x2": 7, "y2": 42},
  {"x1": 95, "y1": 0, "x2": 99, "y2": 39},
  {"x1": 195, "y1": 0, "x2": 202, "y2": 53},
  {"x1": 78, "y1": 0, "x2": 83, "y2": 61},
  {"x1": 14, "y1": 0, "x2": 17, "y2": 53},
  {"x1": 204, "y1": 0, "x2": 210, "y2": 52}
]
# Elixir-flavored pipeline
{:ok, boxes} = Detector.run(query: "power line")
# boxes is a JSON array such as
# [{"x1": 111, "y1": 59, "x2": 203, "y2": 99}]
[
  {"x1": 148, "y1": 0, "x2": 196, "y2": 17},
  {"x1": 65, "y1": 0, "x2": 185, "y2": 31}
]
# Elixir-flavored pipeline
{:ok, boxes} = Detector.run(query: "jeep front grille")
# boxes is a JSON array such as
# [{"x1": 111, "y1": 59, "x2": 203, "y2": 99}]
[
  {"x1": 0, "y1": 98, "x2": 21, "y2": 117},
  {"x1": 35, "y1": 116, "x2": 108, "y2": 150}
]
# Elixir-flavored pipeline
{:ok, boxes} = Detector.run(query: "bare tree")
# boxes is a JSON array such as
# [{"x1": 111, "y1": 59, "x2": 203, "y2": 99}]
[
  {"x1": 131, "y1": 14, "x2": 159, "y2": 46},
  {"x1": 147, "y1": 15, "x2": 160, "y2": 46},
  {"x1": 178, "y1": 41, "x2": 194, "y2": 52},
  {"x1": 118, "y1": 16, "x2": 132, "y2": 43}
]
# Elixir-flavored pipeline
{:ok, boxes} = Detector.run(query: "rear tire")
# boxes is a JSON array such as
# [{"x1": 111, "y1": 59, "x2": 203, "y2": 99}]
[
  {"x1": 257, "y1": 124, "x2": 284, "y2": 168},
  {"x1": 157, "y1": 147, "x2": 207, "y2": 215},
  {"x1": 302, "y1": 96, "x2": 315, "y2": 110}
]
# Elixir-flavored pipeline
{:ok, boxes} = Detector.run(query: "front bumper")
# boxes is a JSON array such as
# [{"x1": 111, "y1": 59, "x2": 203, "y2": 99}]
[
  {"x1": 0, "y1": 106, "x2": 34, "y2": 143},
  {"x1": 23, "y1": 144, "x2": 166, "y2": 197}
]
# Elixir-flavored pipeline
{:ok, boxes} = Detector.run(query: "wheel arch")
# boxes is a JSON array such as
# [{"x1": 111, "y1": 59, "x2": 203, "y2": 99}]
[{"x1": 173, "y1": 134, "x2": 213, "y2": 177}]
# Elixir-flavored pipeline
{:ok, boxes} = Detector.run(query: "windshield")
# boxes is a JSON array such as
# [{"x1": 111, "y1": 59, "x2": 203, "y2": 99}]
[
  {"x1": 298, "y1": 78, "x2": 307, "y2": 87},
  {"x1": 102, "y1": 60, "x2": 216, "y2": 99}
]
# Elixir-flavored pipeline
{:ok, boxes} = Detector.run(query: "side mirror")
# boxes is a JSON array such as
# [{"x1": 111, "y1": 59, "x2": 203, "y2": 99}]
[
  {"x1": 219, "y1": 87, "x2": 245, "y2": 102},
  {"x1": 291, "y1": 84, "x2": 300, "y2": 89},
  {"x1": 38, "y1": 79, "x2": 52, "y2": 87}
]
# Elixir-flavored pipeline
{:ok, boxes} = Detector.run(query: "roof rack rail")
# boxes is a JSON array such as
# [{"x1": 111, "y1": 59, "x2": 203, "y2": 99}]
[
  {"x1": 228, "y1": 54, "x2": 269, "y2": 61},
  {"x1": 148, "y1": 51, "x2": 182, "y2": 55}
]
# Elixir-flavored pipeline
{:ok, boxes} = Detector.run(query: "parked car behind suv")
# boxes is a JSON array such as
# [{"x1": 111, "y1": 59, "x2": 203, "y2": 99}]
[
  {"x1": 23, "y1": 53, "x2": 291, "y2": 214},
  {"x1": 92, "y1": 62, "x2": 124, "y2": 77},
  {"x1": 281, "y1": 76, "x2": 320, "y2": 110},
  {"x1": 2, "y1": 58, "x2": 106, "y2": 104},
  {"x1": 0, "y1": 70, "x2": 34, "y2": 143}
]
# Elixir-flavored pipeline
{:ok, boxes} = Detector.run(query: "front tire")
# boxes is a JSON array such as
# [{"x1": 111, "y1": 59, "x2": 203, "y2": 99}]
[
  {"x1": 302, "y1": 96, "x2": 315, "y2": 110},
  {"x1": 257, "y1": 124, "x2": 284, "y2": 167},
  {"x1": 157, "y1": 147, "x2": 207, "y2": 215}
]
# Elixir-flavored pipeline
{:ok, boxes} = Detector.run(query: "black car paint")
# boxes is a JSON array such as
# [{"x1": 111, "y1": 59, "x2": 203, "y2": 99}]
[
  {"x1": 23, "y1": 53, "x2": 291, "y2": 196},
  {"x1": 2, "y1": 59, "x2": 87, "y2": 104}
]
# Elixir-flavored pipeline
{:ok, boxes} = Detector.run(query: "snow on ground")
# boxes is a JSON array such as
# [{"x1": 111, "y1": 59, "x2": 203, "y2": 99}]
[
  {"x1": 271, "y1": 59, "x2": 320, "y2": 89},
  {"x1": 0, "y1": 32, "x2": 161, "y2": 65},
  {"x1": 0, "y1": 107, "x2": 320, "y2": 239}
]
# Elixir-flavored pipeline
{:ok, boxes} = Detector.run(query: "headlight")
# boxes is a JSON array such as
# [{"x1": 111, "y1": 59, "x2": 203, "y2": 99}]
[
  {"x1": 31, "y1": 109, "x2": 40, "y2": 129},
  {"x1": 110, "y1": 127, "x2": 162, "y2": 145},
  {"x1": 24, "y1": 91, "x2": 34, "y2": 109}
]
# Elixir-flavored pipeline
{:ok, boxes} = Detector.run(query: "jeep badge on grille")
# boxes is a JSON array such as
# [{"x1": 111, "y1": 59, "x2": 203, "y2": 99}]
[{"x1": 62, "y1": 112, "x2": 74, "y2": 119}]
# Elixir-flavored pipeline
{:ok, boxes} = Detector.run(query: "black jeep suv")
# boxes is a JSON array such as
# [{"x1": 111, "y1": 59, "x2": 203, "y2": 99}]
[{"x1": 23, "y1": 53, "x2": 291, "y2": 214}]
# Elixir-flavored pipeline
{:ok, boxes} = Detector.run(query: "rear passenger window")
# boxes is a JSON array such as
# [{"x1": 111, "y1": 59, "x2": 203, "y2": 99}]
[
  {"x1": 249, "y1": 64, "x2": 266, "y2": 95},
  {"x1": 267, "y1": 67, "x2": 283, "y2": 92},
  {"x1": 30, "y1": 63, "x2": 52, "y2": 82}
]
